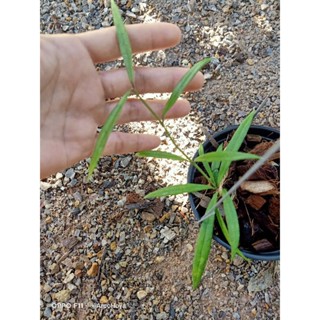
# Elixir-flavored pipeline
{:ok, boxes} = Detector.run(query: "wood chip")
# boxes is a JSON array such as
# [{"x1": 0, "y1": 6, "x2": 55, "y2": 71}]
[
  {"x1": 252, "y1": 238, "x2": 274, "y2": 252},
  {"x1": 269, "y1": 196, "x2": 280, "y2": 224},
  {"x1": 249, "y1": 141, "x2": 274, "y2": 156},
  {"x1": 245, "y1": 194, "x2": 266, "y2": 210},
  {"x1": 246, "y1": 134, "x2": 262, "y2": 142},
  {"x1": 240, "y1": 180, "x2": 275, "y2": 194}
]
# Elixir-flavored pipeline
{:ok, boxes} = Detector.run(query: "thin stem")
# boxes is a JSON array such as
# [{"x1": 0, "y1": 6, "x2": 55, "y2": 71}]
[
  {"x1": 133, "y1": 89, "x2": 212, "y2": 183},
  {"x1": 133, "y1": 89, "x2": 163, "y2": 125}
]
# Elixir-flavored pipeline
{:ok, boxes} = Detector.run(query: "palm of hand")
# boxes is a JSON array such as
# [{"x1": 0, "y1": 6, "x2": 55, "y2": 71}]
[
  {"x1": 41, "y1": 36, "x2": 105, "y2": 177},
  {"x1": 40, "y1": 24, "x2": 204, "y2": 179}
]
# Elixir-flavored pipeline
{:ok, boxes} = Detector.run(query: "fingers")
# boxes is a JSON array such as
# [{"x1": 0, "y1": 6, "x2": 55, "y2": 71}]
[
  {"x1": 77, "y1": 23, "x2": 181, "y2": 63},
  {"x1": 101, "y1": 132, "x2": 161, "y2": 156},
  {"x1": 100, "y1": 67, "x2": 204, "y2": 98},
  {"x1": 98, "y1": 98, "x2": 191, "y2": 126}
]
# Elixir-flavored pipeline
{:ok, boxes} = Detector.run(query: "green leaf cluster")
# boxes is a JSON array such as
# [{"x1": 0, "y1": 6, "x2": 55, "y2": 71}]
[
  {"x1": 88, "y1": 0, "x2": 259, "y2": 290},
  {"x1": 144, "y1": 111, "x2": 256, "y2": 288}
]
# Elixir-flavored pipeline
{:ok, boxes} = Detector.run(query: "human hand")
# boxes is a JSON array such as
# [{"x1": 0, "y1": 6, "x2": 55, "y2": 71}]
[{"x1": 40, "y1": 23, "x2": 204, "y2": 179}]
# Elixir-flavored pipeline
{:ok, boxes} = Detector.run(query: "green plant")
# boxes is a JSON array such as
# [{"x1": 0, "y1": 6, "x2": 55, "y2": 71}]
[{"x1": 88, "y1": 0, "x2": 279, "y2": 289}]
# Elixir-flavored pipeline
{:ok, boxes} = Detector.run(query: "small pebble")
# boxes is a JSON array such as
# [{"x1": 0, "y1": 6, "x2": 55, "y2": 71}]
[
  {"x1": 63, "y1": 272, "x2": 75, "y2": 284},
  {"x1": 49, "y1": 263, "x2": 60, "y2": 274},
  {"x1": 232, "y1": 255, "x2": 244, "y2": 266},
  {"x1": 43, "y1": 283, "x2": 52, "y2": 293},
  {"x1": 40, "y1": 182, "x2": 51, "y2": 191},
  {"x1": 53, "y1": 289, "x2": 71, "y2": 302},
  {"x1": 55, "y1": 172, "x2": 63, "y2": 179},
  {"x1": 160, "y1": 227, "x2": 176, "y2": 242},
  {"x1": 69, "y1": 178, "x2": 78, "y2": 187},
  {"x1": 141, "y1": 212, "x2": 156, "y2": 222},
  {"x1": 43, "y1": 294, "x2": 51, "y2": 303},
  {"x1": 265, "y1": 292, "x2": 270, "y2": 304},
  {"x1": 87, "y1": 262, "x2": 99, "y2": 277},
  {"x1": 137, "y1": 290, "x2": 148, "y2": 300},
  {"x1": 155, "y1": 256, "x2": 165, "y2": 263},
  {"x1": 156, "y1": 312, "x2": 168, "y2": 320},
  {"x1": 75, "y1": 269, "x2": 82, "y2": 277},
  {"x1": 233, "y1": 312, "x2": 240, "y2": 319},
  {"x1": 43, "y1": 307, "x2": 52, "y2": 318},
  {"x1": 71, "y1": 208, "x2": 81, "y2": 216},
  {"x1": 65, "y1": 168, "x2": 75, "y2": 179},
  {"x1": 120, "y1": 156, "x2": 132, "y2": 168},
  {"x1": 182, "y1": 59, "x2": 189, "y2": 66}
]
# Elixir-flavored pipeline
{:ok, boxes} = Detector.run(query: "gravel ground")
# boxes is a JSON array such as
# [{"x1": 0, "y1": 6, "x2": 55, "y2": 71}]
[{"x1": 40, "y1": 0, "x2": 280, "y2": 319}]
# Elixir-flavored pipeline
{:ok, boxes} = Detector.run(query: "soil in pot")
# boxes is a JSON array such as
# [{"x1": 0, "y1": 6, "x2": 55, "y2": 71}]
[{"x1": 190, "y1": 126, "x2": 280, "y2": 256}]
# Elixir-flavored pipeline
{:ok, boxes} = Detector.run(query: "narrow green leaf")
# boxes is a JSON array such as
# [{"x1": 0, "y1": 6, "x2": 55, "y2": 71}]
[
  {"x1": 216, "y1": 209, "x2": 250, "y2": 262},
  {"x1": 136, "y1": 150, "x2": 186, "y2": 161},
  {"x1": 145, "y1": 183, "x2": 213, "y2": 199},
  {"x1": 192, "y1": 193, "x2": 218, "y2": 289},
  {"x1": 88, "y1": 91, "x2": 130, "y2": 178},
  {"x1": 225, "y1": 111, "x2": 256, "y2": 152},
  {"x1": 217, "y1": 110, "x2": 256, "y2": 183},
  {"x1": 216, "y1": 207, "x2": 236, "y2": 257},
  {"x1": 111, "y1": 0, "x2": 134, "y2": 85},
  {"x1": 216, "y1": 208, "x2": 230, "y2": 242},
  {"x1": 195, "y1": 151, "x2": 260, "y2": 162},
  {"x1": 198, "y1": 144, "x2": 216, "y2": 186},
  {"x1": 222, "y1": 188, "x2": 240, "y2": 261},
  {"x1": 211, "y1": 143, "x2": 223, "y2": 185},
  {"x1": 162, "y1": 58, "x2": 211, "y2": 119}
]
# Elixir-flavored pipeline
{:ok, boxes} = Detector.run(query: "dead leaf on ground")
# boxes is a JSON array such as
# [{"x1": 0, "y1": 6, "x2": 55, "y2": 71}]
[
  {"x1": 126, "y1": 192, "x2": 143, "y2": 204},
  {"x1": 125, "y1": 192, "x2": 164, "y2": 218},
  {"x1": 192, "y1": 191, "x2": 211, "y2": 209},
  {"x1": 248, "y1": 265, "x2": 275, "y2": 293}
]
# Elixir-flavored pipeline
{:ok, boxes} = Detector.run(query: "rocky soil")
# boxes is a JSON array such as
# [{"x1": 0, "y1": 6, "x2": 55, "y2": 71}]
[{"x1": 40, "y1": 0, "x2": 280, "y2": 319}]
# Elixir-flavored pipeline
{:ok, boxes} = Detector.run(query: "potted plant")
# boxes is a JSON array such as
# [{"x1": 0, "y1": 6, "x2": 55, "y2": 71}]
[
  {"x1": 88, "y1": 0, "x2": 280, "y2": 289},
  {"x1": 187, "y1": 125, "x2": 280, "y2": 262}
]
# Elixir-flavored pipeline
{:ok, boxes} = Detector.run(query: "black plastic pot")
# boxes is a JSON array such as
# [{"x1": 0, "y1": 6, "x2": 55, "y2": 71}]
[{"x1": 187, "y1": 125, "x2": 280, "y2": 261}]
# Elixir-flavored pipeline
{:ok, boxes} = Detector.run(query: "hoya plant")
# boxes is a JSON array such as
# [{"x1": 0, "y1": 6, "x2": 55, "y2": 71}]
[{"x1": 88, "y1": 0, "x2": 277, "y2": 289}]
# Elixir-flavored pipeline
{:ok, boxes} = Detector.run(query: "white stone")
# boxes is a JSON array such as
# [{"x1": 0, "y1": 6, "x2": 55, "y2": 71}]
[{"x1": 137, "y1": 290, "x2": 148, "y2": 300}]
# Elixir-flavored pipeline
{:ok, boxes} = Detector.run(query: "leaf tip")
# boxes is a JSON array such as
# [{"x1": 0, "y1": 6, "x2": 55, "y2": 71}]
[{"x1": 144, "y1": 193, "x2": 153, "y2": 200}]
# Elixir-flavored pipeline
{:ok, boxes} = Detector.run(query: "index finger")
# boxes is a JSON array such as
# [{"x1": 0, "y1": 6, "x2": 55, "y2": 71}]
[{"x1": 76, "y1": 23, "x2": 181, "y2": 63}]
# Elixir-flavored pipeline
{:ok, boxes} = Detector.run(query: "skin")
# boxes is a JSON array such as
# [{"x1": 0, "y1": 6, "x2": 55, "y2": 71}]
[{"x1": 40, "y1": 23, "x2": 204, "y2": 179}]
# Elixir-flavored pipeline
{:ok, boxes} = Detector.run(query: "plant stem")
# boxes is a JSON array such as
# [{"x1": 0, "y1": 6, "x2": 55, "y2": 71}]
[
  {"x1": 133, "y1": 89, "x2": 163, "y2": 125},
  {"x1": 133, "y1": 89, "x2": 212, "y2": 183}
]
